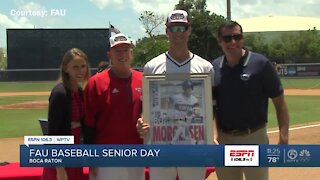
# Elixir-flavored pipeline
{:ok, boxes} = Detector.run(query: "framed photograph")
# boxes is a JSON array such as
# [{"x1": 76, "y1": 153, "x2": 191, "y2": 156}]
[{"x1": 142, "y1": 73, "x2": 213, "y2": 145}]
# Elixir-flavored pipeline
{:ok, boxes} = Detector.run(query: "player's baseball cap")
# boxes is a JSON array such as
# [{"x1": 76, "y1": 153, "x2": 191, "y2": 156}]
[
  {"x1": 109, "y1": 33, "x2": 132, "y2": 48},
  {"x1": 182, "y1": 80, "x2": 193, "y2": 90},
  {"x1": 166, "y1": 10, "x2": 190, "y2": 26}
]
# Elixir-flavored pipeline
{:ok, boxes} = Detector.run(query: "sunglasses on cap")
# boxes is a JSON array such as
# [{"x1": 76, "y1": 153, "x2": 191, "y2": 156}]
[
  {"x1": 169, "y1": 25, "x2": 189, "y2": 33},
  {"x1": 221, "y1": 34, "x2": 243, "y2": 42}
]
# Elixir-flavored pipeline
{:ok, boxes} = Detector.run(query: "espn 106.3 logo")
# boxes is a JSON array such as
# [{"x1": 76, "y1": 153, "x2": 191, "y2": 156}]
[{"x1": 225, "y1": 145, "x2": 259, "y2": 166}]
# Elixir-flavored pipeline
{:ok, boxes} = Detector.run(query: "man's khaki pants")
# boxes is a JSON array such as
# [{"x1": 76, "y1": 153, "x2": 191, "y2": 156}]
[{"x1": 215, "y1": 126, "x2": 269, "y2": 180}]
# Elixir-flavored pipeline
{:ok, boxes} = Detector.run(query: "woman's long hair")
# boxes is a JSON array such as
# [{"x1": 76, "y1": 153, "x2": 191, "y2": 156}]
[{"x1": 59, "y1": 48, "x2": 90, "y2": 90}]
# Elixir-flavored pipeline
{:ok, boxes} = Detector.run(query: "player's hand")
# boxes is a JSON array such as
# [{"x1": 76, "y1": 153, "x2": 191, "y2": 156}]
[
  {"x1": 136, "y1": 117, "x2": 150, "y2": 139},
  {"x1": 213, "y1": 135, "x2": 219, "y2": 145}
]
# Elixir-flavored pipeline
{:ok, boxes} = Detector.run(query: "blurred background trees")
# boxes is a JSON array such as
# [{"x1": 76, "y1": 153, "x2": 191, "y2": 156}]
[{"x1": 132, "y1": 0, "x2": 320, "y2": 66}]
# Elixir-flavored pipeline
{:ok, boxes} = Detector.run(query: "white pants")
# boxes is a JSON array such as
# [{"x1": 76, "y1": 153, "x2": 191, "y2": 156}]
[
  {"x1": 149, "y1": 167, "x2": 206, "y2": 180},
  {"x1": 89, "y1": 167, "x2": 144, "y2": 180}
]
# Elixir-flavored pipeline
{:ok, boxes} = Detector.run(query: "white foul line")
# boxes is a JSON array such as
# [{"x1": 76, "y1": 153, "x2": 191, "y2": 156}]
[{"x1": 267, "y1": 123, "x2": 320, "y2": 134}]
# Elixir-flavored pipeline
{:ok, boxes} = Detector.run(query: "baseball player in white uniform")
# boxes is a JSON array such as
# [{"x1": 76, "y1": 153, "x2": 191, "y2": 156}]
[
  {"x1": 170, "y1": 81, "x2": 198, "y2": 144},
  {"x1": 139, "y1": 9, "x2": 214, "y2": 180}
]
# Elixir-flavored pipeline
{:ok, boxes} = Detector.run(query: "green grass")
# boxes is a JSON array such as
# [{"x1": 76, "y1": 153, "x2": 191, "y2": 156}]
[
  {"x1": 267, "y1": 96, "x2": 320, "y2": 128},
  {"x1": 281, "y1": 78, "x2": 320, "y2": 89},
  {"x1": 0, "y1": 95, "x2": 319, "y2": 138},
  {"x1": 0, "y1": 109, "x2": 47, "y2": 138},
  {"x1": 0, "y1": 95, "x2": 48, "y2": 105},
  {"x1": 0, "y1": 79, "x2": 319, "y2": 138},
  {"x1": 0, "y1": 81, "x2": 55, "y2": 92}
]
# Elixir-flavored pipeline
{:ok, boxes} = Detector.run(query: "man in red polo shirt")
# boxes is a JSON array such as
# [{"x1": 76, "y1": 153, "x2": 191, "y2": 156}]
[{"x1": 84, "y1": 33, "x2": 144, "y2": 180}]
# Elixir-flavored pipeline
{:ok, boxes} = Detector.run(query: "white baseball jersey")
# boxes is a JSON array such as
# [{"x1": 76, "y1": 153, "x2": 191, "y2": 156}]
[
  {"x1": 144, "y1": 51, "x2": 212, "y2": 180},
  {"x1": 144, "y1": 52, "x2": 214, "y2": 75}
]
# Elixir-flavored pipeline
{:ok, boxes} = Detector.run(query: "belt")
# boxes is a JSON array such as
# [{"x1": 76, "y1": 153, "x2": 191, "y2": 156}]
[{"x1": 220, "y1": 124, "x2": 266, "y2": 136}]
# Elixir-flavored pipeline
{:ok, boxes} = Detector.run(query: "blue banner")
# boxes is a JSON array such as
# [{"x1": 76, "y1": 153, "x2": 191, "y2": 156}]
[
  {"x1": 20, "y1": 145, "x2": 320, "y2": 167},
  {"x1": 260, "y1": 145, "x2": 318, "y2": 167}
]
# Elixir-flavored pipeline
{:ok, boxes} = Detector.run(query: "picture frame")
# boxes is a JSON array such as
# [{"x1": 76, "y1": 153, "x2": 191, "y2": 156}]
[{"x1": 142, "y1": 73, "x2": 213, "y2": 145}]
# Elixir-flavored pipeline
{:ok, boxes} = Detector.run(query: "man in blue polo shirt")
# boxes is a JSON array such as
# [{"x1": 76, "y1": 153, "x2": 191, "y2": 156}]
[{"x1": 212, "y1": 21, "x2": 289, "y2": 180}]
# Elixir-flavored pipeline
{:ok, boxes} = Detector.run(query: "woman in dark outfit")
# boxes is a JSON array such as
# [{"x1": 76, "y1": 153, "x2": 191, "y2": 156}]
[{"x1": 42, "y1": 48, "x2": 90, "y2": 180}]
